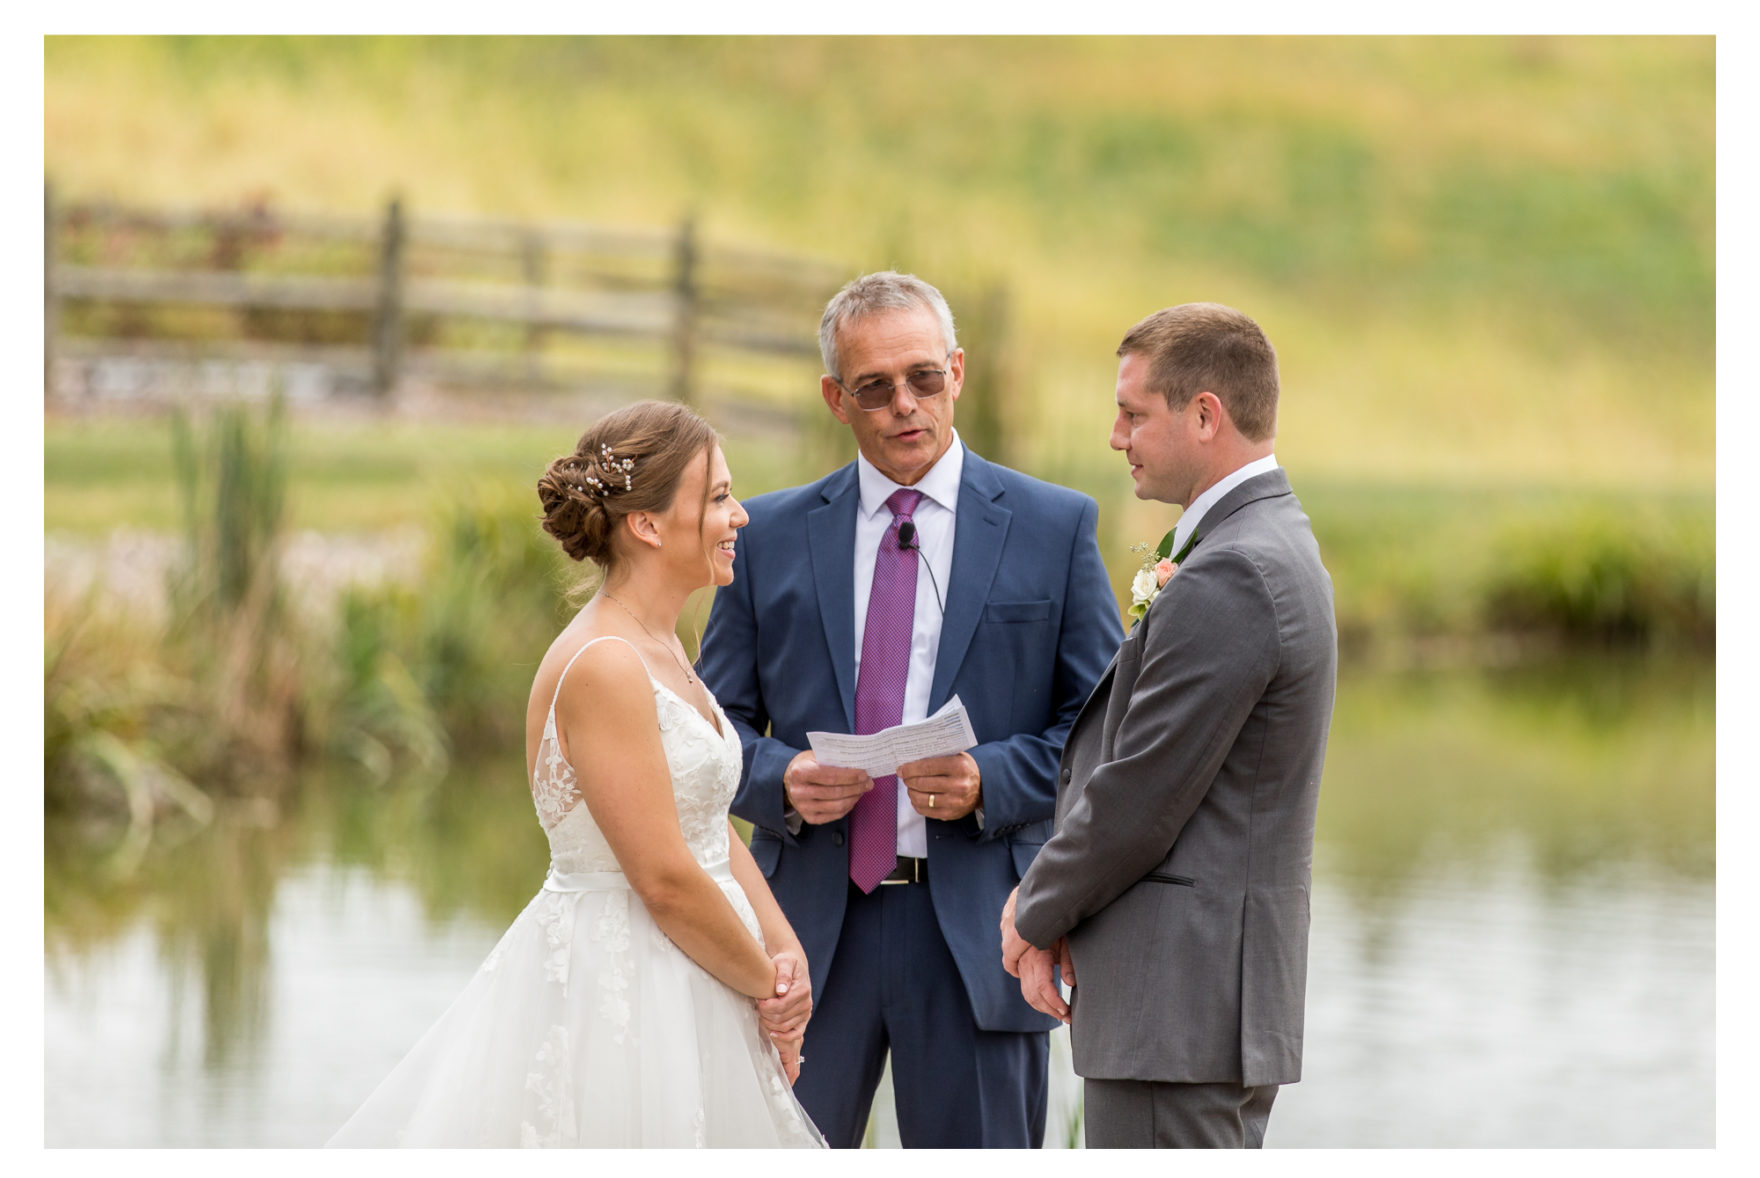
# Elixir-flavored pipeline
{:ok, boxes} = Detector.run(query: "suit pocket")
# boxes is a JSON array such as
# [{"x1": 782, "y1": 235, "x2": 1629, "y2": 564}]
[
  {"x1": 1143, "y1": 871, "x2": 1196, "y2": 887},
  {"x1": 1009, "y1": 838, "x2": 1046, "y2": 880},
  {"x1": 984, "y1": 599, "x2": 1052, "y2": 623},
  {"x1": 749, "y1": 831, "x2": 782, "y2": 877}
]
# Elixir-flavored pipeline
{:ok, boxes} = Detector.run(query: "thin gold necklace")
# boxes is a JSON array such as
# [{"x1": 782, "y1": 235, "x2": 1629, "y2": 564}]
[{"x1": 600, "y1": 591, "x2": 697, "y2": 685}]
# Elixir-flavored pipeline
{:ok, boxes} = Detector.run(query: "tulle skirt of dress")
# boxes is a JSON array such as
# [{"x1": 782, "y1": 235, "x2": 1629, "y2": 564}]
[{"x1": 326, "y1": 863, "x2": 824, "y2": 1148}]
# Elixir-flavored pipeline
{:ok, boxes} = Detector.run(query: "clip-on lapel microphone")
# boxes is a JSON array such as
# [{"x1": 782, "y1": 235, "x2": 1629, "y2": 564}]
[{"x1": 895, "y1": 521, "x2": 945, "y2": 615}]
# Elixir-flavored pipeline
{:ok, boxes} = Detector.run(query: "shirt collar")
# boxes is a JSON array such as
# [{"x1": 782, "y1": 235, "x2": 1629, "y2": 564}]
[
  {"x1": 857, "y1": 430, "x2": 965, "y2": 519},
  {"x1": 1171, "y1": 453, "x2": 1280, "y2": 553}
]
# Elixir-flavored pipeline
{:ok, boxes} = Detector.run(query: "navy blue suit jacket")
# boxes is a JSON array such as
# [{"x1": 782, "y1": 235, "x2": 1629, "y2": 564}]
[{"x1": 698, "y1": 449, "x2": 1122, "y2": 1033}]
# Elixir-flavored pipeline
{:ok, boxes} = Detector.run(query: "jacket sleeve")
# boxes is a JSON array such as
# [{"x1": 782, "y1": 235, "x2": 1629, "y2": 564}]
[
  {"x1": 697, "y1": 532, "x2": 802, "y2": 842},
  {"x1": 1013, "y1": 545, "x2": 1280, "y2": 947},
  {"x1": 969, "y1": 495, "x2": 1124, "y2": 838}
]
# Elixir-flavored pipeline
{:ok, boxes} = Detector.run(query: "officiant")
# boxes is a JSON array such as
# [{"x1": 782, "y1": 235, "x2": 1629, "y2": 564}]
[{"x1": 698, "y1": 271, "x2": 1120, "y2": 1148}]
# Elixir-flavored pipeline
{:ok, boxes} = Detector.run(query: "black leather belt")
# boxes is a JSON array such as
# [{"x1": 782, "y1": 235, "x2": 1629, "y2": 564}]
[{"x1": 879, "y1": 857, "x2": 929, "y2": 885}]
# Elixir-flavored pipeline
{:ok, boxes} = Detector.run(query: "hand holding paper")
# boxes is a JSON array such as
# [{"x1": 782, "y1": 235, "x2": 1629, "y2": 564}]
[{"x1": 806, "y1": 696, "x2": 979, "y2": 778}]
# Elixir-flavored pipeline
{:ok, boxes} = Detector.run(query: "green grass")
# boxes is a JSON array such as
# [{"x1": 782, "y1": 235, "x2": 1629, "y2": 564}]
[
  {"x1": 45, "y1": 416, "x2": 825, "y2": 534},
  {"x1": 42, "y1": 36, "x2": 1717, "y2": 653},
  {"x1": 47, "y1": 417, "x2": 573, "y2": 533},
  {"x1": 45, "y1": 36, "x2": 1715, "y2": 493},
  {"x1": 47, "y1": 414, "x2": 1714, "y2": 649}
]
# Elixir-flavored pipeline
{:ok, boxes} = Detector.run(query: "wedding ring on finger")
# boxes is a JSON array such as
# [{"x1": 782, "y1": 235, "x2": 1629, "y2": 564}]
[{"x1": 929, "y1": 794, "x2": 936, "y2": 809}]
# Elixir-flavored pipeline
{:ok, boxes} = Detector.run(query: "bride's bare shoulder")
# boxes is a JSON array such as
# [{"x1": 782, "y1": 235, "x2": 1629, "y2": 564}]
[{"x1": 527, "y1": 623, "x2": 645, "y2": 717}]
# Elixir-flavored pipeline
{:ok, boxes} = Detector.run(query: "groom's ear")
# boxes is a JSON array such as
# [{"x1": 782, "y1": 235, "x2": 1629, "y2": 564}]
[{"x1": 1192, "y1": 391, "x2": 1226, "y2": 440}]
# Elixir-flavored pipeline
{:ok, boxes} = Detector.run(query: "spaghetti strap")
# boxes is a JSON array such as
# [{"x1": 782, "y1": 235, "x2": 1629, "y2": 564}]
[
  {"x1": 330, "y1": 621, "x2": 826, "y2": 1149},
  {"x1": 549, "y1": 634, "x2": 648, "y2": 715}
]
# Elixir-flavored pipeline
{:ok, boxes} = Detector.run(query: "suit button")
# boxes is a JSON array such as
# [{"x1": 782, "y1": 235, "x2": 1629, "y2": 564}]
[
  {"x1": 833, "y1": 831, "x2": 845, "y2": 847},
  {"x1": 1060, "y1": 769, "x2": 1072, "y2": 784}
]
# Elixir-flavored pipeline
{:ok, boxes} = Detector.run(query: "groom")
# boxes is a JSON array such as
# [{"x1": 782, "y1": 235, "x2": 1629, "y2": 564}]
[
  {"x1": 699, "y1": 271, "x2": 1120, "y2": 1147},
  {"x1": 1001, "y1": 303, "x2": 1337, "y2": 1148}
]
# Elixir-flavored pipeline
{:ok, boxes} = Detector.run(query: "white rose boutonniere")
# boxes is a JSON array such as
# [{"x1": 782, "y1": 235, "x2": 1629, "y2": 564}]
[{"x1": 1127, "y1": 528, "x2": 1200, "y2": 620}]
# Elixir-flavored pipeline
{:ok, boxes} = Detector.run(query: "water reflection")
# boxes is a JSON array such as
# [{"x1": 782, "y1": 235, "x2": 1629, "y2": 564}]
[
  {"x1": 1290, "y1": 853, "x2": 1712, "y2": 1146},
  {"x1": 1330, "y1": 652, "x2": 1712, "y2": 884},
  {"x1": 43, "y1": 653, "x2": 1714, "y2": 1147}
]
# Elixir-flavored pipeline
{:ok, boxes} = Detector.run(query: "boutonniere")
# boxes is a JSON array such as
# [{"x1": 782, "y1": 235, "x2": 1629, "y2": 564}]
[{"x1": 1127, "y1": 528, "x2": 1200, "y2": 620}]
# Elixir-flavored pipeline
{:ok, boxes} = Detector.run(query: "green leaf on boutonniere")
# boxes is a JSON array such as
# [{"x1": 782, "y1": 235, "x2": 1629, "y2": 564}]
[{"x1": 1154, "y1": 528, "x2": 1176, "y2": 561}]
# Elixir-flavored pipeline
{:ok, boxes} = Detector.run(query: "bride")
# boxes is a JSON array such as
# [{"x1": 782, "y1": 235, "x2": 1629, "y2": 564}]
[{"x1": 328, "y1": 401, "x2": 826, "y2": 1147}]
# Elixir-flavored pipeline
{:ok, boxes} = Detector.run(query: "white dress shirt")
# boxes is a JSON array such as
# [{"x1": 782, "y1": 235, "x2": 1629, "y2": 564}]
[
  {"x1": 1168, "y1": 453, "x2": 1280, "y2": 558},
  {"x1": 852, "y1": 432, "x2": 963, "y2": 859}
]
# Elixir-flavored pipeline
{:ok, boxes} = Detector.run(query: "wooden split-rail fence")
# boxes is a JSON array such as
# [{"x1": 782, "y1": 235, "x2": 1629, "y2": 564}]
[{"x1": 43, "y1": 184, "x2": 854, "y2": 428}]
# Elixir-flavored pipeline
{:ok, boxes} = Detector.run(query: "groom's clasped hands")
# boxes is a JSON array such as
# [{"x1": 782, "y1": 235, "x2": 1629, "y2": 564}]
[{"x1": 999, "y1": 887, "x2": 1074, "y2": 1025}]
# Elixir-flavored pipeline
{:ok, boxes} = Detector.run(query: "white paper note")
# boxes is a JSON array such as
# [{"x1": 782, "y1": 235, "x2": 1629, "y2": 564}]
[{"x1": 806, "y1": 695, "x2": 979, "y2": 778}]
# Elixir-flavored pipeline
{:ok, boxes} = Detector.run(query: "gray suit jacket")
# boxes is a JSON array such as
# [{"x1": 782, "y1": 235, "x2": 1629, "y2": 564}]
[{"x1": 1014, "y1": 469, "x2": 1336, "y2": 1088}]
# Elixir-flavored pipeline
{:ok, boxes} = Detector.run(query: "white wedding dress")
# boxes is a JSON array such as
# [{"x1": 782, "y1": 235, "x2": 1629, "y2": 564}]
[{"x1": 327, "y1": 636, "x2": 825, "y2": 1148}]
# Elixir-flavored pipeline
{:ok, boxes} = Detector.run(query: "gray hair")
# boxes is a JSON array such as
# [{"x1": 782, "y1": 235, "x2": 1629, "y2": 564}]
[{"x1": 818, "y1": 270, "x2": 958, "y2": 380}]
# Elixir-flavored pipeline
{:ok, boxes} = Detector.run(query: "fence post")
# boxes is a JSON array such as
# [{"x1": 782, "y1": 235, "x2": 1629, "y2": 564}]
[
  {"x1": 44, "y1": 180, "x2": 57, "y2": 402},
  {"x1": 960, "y1": 281, "x2": 1013, "y2": 467},
  {"x1": 522, "y1": 228, "x2": 547, "y2": 385},
  {"x1": 371, "y1": 196, "x2": 406, "y2": 398},
  {"x1": 671, "y1": 215, "x2": 697, "y2": 405}
]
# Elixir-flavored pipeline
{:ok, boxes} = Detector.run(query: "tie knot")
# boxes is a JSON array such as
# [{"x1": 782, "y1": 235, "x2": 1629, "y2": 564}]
[{"x1": 886, "y1": 489, "x2": 924, "y2": 520}]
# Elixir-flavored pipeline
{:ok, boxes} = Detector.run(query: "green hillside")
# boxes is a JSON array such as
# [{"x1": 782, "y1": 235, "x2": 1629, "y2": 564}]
[{"x1": 45, "y1": 35, "x2": 1715, "y2": 490}]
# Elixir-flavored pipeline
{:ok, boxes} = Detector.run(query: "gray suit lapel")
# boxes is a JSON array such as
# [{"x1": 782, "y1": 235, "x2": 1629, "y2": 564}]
[
  {"x1": 1056, "y1": 471, "x2": 1292, "y2": 814},
  {"x1": 1190, "y1": 468, "x2": 1292, "y2": 548},
  {"x1": 928, "y1": 452, "x2": 1010, "y2": 711},
  {"x1": 808, "y1": 466, "x2": 860, "y2": 730}
]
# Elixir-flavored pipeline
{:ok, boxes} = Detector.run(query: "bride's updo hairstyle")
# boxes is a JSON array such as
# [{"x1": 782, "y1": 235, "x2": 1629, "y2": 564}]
[{"x1": 537, "y1": 400, "x2": 718, "y2": 570}]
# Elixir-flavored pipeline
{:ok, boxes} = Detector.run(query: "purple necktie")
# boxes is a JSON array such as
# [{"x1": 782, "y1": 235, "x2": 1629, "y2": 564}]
[{"x1": 848, "y1": 488, "x2": 923, "y2": 893}]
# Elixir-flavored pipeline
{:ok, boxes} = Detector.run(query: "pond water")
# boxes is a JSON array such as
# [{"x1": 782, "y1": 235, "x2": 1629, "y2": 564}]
[{"x1": 43, "y1": 653, "x2": 1715, "y2": 1148}]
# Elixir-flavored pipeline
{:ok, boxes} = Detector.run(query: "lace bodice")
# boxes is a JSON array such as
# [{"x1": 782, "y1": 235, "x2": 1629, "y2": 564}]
[
  {"x1": 333, "y1": 629, "x2": 823, "y2": 1149},
  {"x1": 531, "y1": 636, "x2": 743, "y2": 875}
]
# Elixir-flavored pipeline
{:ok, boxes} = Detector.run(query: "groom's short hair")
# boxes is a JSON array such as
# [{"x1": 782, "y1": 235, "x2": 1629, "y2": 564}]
[{"x1": 1118, "y1": 303, "x2": 1279, "y2": 442}]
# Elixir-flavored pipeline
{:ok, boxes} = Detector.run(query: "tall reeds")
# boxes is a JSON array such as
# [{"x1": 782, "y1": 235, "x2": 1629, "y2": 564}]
[
  {"x1": 333, "y1": 480, "x2": 573, "y2": 758},
  {"x1": 45, "y1": 398, "x2": 306, "y2": 870},
  {"x1": 166, "y1": 395, "x2": 305, "y2": 777},
  {"x1": 47, "y1": 397, "x2": 451, "y2": 865},
  {"x1": 45, "y1": 583, "x2": 213, "y2": 875}
]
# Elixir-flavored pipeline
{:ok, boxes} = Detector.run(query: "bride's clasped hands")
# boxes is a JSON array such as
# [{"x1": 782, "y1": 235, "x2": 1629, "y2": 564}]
[{"x1": 761, "y1": 949, "x2": 812, "y2": 1083}]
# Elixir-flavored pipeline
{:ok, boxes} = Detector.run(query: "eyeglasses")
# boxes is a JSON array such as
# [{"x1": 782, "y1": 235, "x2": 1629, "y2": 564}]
[{"x1": 833, "y1": 362, "x2": 951, "y2": 412}]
